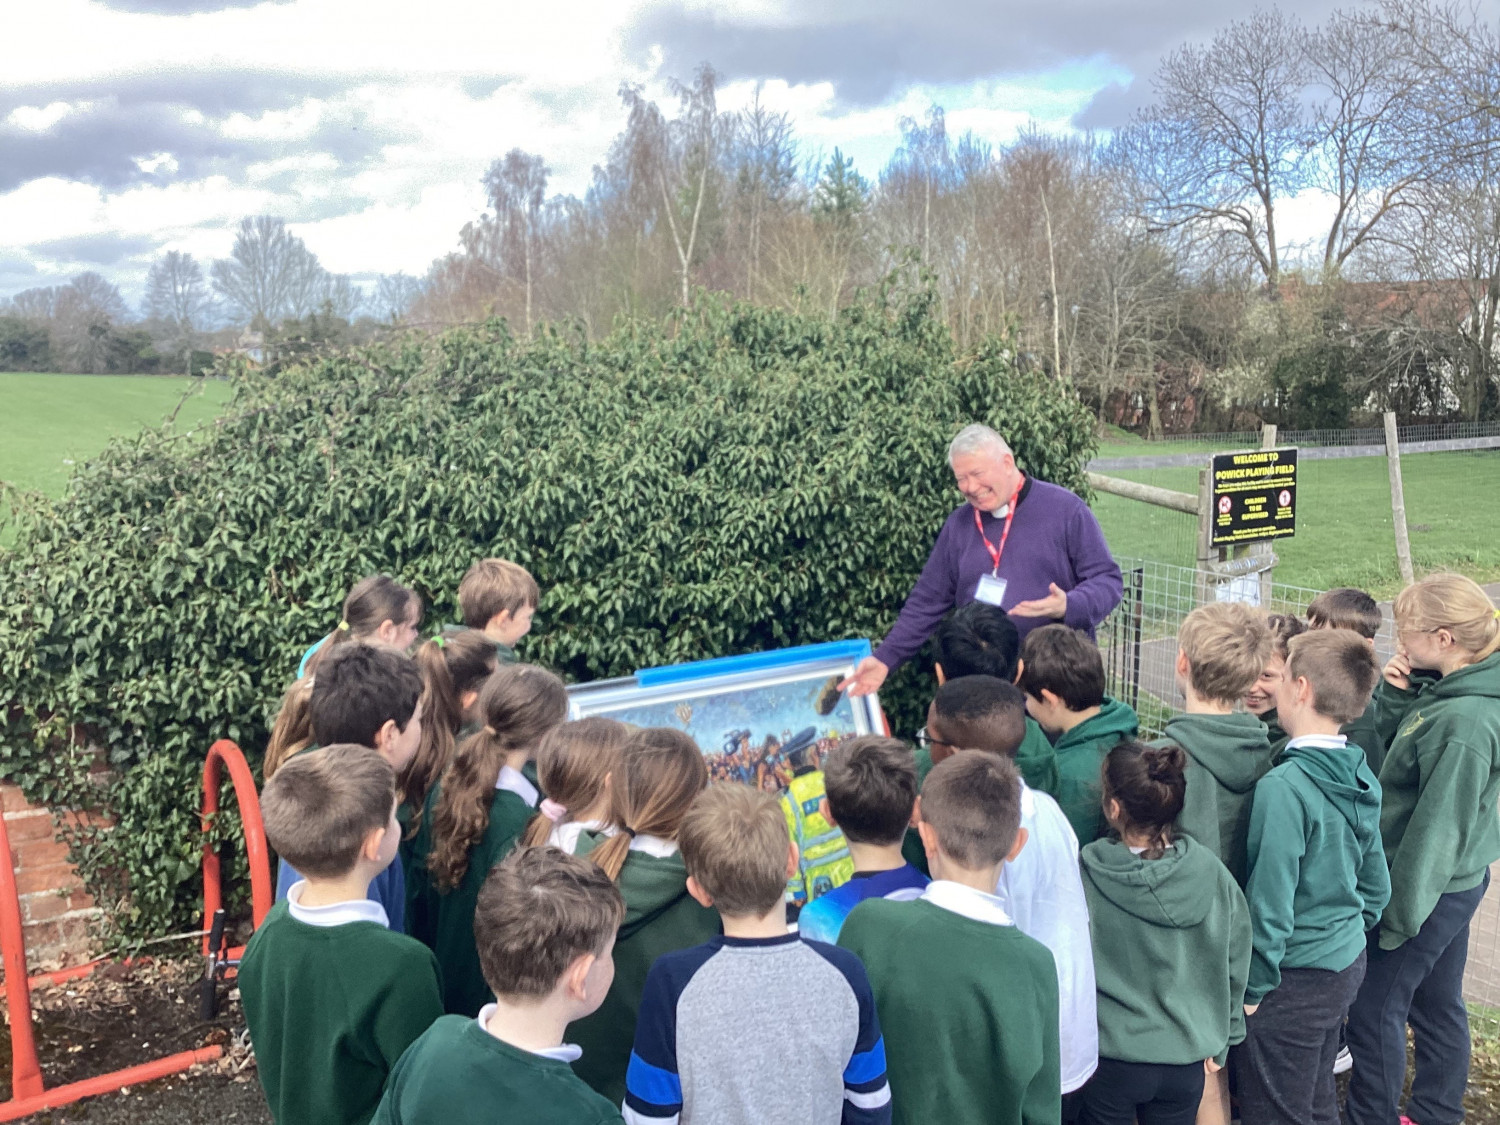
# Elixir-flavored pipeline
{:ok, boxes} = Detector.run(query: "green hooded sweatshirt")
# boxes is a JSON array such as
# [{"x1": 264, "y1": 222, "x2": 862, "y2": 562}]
[
  {"x1": 1080, "y1": 836, "x2": 1251, "y2": 1066},
  {"x1": 1343, "y1": 701, "x2": 1387, "y2": 776},
  {"x1": 1155, "y1": 712, "x2": 1273, "y2": 885},
  {"x1": 1373, "y1": 652, "x2": 1500, "y2": 950},
  {"x1": 1243, "y1": 739, "x2": 1390, "y2": 1003},
  {"x1": 1051, "y1": 697, "x2": 1139, "y2": 845},
  {"x1": 567, "y1": 846, "x2": 720, "y2": 1104}
]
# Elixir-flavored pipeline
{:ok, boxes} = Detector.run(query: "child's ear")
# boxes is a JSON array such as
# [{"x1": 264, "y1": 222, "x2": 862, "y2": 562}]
[
  {"x1": 785, "y1": 840, "x2": 800, "y2": 881},
  {"x1": 934, "y1": 663, "x2": 947, "y2": 686},
  {"x1": 564, "y1": 951, "x2": 596, "y2": 1002},
  {"x1": 1040, "y1": 689, "x2": 1064, "y2": 711},
  {"x1": 372, "y1": 719, "x2": 399, "y2": 758},
  {"x1": 1006, "y1": 825, "x2": 1029, "y2": 863},
  {"x1": 916, "y1": 816, "x2": 939, "y2": 860},
  {"x1": 685, "y1": 875, "x2": 714, "y2": 910},
  {"x1": 1174, "y1": 649, "x2": 1190, "y2": 678},
  {"x1": 375, "y1": 618, "x2": 399, "y2": 645},
  {"x1": 1012, "y1": 658, "x2": 1024, "y2": 685},
  {"x1": 460, "y1": 689, "x2": 479, "y2": 711},
  {"x1": 360, "y1": 823, "x2": 387, "y2": 864},
  {"x1": 908, "y1": 801, "x2": 921, "y2": 830},
  {"x1": 818, "y1": 796, "x2": 835, "y2": 827},
  {"x1": 487, "y1": 609, "x2": 512, "y2": 633}
]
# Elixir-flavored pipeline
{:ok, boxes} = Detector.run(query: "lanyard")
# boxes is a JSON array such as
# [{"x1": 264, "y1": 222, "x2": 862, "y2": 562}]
[{"x1": 973, "y1": 479, "x2": 1023, "y2": 576}]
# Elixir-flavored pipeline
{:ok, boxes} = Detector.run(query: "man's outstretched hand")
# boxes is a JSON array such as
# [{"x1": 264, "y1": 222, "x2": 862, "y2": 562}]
[
  {"x1": 1011, "y1": 582, "x2": 1069, "y2": 620},
  {"x1": 838, "y1": 656, "x2": 889, "y2": 697}
]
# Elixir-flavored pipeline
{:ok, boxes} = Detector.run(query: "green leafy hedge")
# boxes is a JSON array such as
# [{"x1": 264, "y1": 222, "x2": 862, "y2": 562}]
[{"x1": 0, "y1": 279, "x2": 1095, "y2": 939}]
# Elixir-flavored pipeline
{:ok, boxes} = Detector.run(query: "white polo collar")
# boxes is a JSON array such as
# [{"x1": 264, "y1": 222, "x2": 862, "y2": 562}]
[
  {"x1": 922, "y1": 879, "x2": 1014, "y2": 927},
  {"x1": 628, "y1": 833, "x2": 679, "y2": 859},
  {"x1": 285, "y1": 881, "x2": 389, "y2": 929},
  {"x1": 475, "y1": 1005, "x2": 583, "y2": 1062},
  {"x1": 1285, "y1": 733, "x2": 1349, "y2": 750},
  {"x1": 496, "y1": 765, "x2": 539, "y2": 808}
]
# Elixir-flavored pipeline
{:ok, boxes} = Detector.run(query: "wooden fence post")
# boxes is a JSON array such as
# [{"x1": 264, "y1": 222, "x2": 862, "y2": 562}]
[{"x1": 1385, "y1": 412, "x2": 1416, "y2": 587}]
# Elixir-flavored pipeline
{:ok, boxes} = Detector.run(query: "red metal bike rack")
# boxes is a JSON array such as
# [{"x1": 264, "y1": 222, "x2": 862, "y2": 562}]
[
  {"x1": 200, "y1": 738, "x2": 273, "y2": 961},
  {"x1": 0, "y1": 739, "x2": 273, "y2": 1120}
]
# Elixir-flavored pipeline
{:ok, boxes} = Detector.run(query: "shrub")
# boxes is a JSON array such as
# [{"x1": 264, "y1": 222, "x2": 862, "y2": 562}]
[{"x1": 0, "y1": 280, "x2": 1094, "y2": 939}]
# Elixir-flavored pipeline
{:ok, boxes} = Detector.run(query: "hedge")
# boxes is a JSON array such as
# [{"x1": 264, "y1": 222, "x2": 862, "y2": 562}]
[{"x1": 0, "y1": 278, "x2": 1095, "y2": 939}]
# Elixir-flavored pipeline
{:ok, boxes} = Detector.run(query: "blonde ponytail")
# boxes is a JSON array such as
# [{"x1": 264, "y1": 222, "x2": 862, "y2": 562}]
[{"x1": 1393, "y1": 572, "x2": 1500, "y2": 665}]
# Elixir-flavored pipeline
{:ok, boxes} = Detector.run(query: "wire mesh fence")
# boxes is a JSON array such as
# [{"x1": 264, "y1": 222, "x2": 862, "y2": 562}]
[
  {"x1": 1128, "y1": 420, "x2": 1500, "y2": 449},
  {"x1": 1098, "y1": 557, "x2": 1500, "y2": 1034}
]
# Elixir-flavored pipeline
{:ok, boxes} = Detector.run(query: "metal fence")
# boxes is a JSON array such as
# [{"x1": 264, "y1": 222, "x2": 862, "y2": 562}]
[
  {"x1": 1097, "y1": 557, "x2": 1500, "y2": 1033},
  {"x1": 1132, "y1": 420, "x2": 1500, "y2": 449}
]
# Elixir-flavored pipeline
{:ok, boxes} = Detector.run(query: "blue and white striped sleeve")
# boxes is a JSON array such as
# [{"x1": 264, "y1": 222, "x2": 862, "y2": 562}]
[
  {"x1": 824, "y1": 947, "x2": 892, "y2": 1125},
  {"x1": 623, "y1": 960, "x2": 684, "y2": 1125}
]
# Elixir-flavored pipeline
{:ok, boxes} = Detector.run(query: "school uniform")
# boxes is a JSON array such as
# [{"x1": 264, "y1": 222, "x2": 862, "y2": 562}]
[
  {"x1": 1342, "y1": 698, "x2": 1387, "y2": 775},
  {"x1": 239, "y1": 887, "x2": 443, "y2": 1125},
  {"x1": 1347, "y1": 654, "x2": 1500, "y2": 1125},
  {"x1": 623, "y1": 933, "x2": 891, "y2": 1125},
  {"x1": 1078, "y1": 836, "x2": 1251, "y2": 1125},
  {"x1": 548, "y1": 818, "x2": 614, "y2": 855},
  {"x1": 838, "y1": 881, "x2": 1061, "y2": 1125},
  {"x1": 405, "y1": 766, "x2": 537, "y2": 1016},
  {"x1": 1048, "y1": 697, "x2": 1139, "y2": 845},
  {"x1": 373, "y1": 1012, "x2": 622, "y2": 1125},
  {"x1": 569, "y1": 836, "x2": 722, "y2": 1106},
  {"x1": 1156, "y1": 712, "x2": 1274, "y2": 885},
  {"x1": 1239, "y1": 735, "x2": 1389, "y2": 1125}
]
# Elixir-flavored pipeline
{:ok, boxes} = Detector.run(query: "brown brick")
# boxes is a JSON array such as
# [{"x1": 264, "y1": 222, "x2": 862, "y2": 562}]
[
  {"x1": 0, "y1": 786, "x2": 37, "y2": 815},
  {"x1": 13, "y1": 864, "x2": 80, "y2": 896},
  {"x1": 2, "y1": 812, "x2": 57, "y2": 845},
  {"x1": 21, "y1": 893, "x2": 70, "y2": 924},
  {"x1": 14, "y1": 838, "x2": 72, "y2": 871},
  {"x1": 65, "y1": 890, "x2": 95, "y2": 912}
]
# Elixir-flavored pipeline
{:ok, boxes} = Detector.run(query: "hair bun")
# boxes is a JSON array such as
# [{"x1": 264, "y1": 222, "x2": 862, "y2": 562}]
[{"x1": 1142, "y1": 744, "x2": 1187, "y2": 784}]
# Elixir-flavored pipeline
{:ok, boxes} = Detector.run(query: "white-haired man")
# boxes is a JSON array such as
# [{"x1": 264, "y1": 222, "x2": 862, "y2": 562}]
[{"x1": 843, "y1": 424, "x2": 1122, "y2": 696}]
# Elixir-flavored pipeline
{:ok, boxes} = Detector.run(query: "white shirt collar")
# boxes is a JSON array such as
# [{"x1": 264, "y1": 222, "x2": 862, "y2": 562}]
[
  {"x1": 475, "y1": 1005, "x2": 582, "y2": 1062},
  {"x1": 628, "y1": 833, "x2": 679, "y2": 859},
  {"x1": 921, "y1": 879, "x2": 1013, "y2": 927},
  {"x1": 548, "y1": 819, "x2": 615, "y2": 854},
  {"x1": 1286, "y1": 733, "x2": 1349, "y2": 750},
  {"x1": 285, "y1": 881, "x2": 389, "y2": 929},
  {"x1": 496, "y1": 765, "x2": 539, "y2": 808}
]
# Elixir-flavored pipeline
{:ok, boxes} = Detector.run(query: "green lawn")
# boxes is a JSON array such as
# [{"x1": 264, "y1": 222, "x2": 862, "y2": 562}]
[
  {"x1": 1090, "y1": 451, "x2": 1500, "y2": 598},
  {"x1": 0, "y1": 373, "x2": 234, "y2": 498}
]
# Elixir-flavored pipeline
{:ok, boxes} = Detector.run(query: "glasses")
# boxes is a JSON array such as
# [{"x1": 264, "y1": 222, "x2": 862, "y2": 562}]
[{"x1": 914, "y1": 728, "x2": 958, "y2": 752}]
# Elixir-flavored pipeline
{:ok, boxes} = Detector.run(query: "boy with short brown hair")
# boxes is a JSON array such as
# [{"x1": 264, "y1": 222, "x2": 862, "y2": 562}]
[
  {"x1": 1307, "y1": 586, "x2": 1388, "y2": 772},
  {"x1": 240, "y1": 746, "x2": 442, "y2": 1125},
  {"x1": 374, "y1": 846, "x2": 626, "y2": 1125},
  {"x1": 840, "y1": 753, "x2": 1061, "y2": 1125},
  {"x1": 1161, "y1": 603, "x2": 1276, "y2": 885},
  {"x1": 625, "y1": 784, "x2": 891, "y2": 1125},
  {"x1": 458, "y1": 558, "x2": 540, "y2": 662}
]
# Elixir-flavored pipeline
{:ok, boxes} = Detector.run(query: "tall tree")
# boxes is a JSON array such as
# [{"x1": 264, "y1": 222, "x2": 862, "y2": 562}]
[
  {"x1": 145, "y1": 251, "x2": 213, "y2": 372},
  {"x1": 211, "y1": 216, "x2": 329, "y2": 328},
  {"x1": 476, "y1": 149, "x2": 550, "y2": 335},
  {"x1": 53, "y1": 272, "x2": 128, "y2": 374}
]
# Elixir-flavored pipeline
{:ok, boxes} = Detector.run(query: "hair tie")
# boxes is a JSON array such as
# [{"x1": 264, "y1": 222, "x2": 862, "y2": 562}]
[
  {"x1": 540, "y1": 799, "x2": 567, "y2": 823},
  {"x1": 337, "y1": 620, "x2": 351, "y2": 631},
  {"x1": 1493, "y1": 608, "x2": 1500, "y2": 620},
  {"x1": 622, "y1": 826, "x2": 637, "y2": 839},
  {"x1": 432, "y1": 634, "x2": 446, "y2": 648}
]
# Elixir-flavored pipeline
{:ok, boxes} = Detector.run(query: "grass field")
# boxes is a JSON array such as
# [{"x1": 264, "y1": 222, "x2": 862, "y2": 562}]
[
  {"x1": 1089, "y1": 450, "x2": 1500, "y2": 598},
  {"x1": 0, "y1": 373, "x2": 234, "y2": 498}
]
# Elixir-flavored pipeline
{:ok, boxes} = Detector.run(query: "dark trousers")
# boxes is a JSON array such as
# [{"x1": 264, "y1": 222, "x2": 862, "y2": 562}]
[
  {"x1": 1346, "y1": 871, "x2": 1489, "y2": 1125},
  {"x1": 1236, "y1": 950, "x2": 1366, "y2": 1125},
  {"x1": 1077, "y1": 1057, "x2": 1204, "y2": 1125}
]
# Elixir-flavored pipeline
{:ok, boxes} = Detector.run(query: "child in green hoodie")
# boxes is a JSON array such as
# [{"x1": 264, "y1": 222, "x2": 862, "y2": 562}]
[
  {"x1": 406, "y1": 664, "x2": 569, "y2": 1016},
  {"x1": 1239, "y1": 630, "x2": 1390, "y2": 1125},
  {"x1": 1241, "y1": 613, "x2": 1305, "y2": 754},
  {"x1": 1157, "y1": 602, "x2": 1274, "y2": 885},
  {"x1": 1346, "y1": 574, "x2": 1500, "y2": 1125},
  {"x1": 1018, "y1": 624, "x2": 1138, "y2": 844},
  {"x1": 570, "y1": 728, "x2": 719, "y2": 1104},
  {"x1": 1306, "y1": 587, "x2": 1389, "y2": 773},
  {"x1": 1079, "y1": 740, "x2": 1251, "y2": 1125}
]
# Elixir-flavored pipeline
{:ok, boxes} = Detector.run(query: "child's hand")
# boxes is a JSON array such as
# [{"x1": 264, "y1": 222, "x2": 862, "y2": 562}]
[
  {"x1": 1243, "y1": 1003, "x2": 1259, "y2": 1017},
  {"x1": 1383, "y1": 652, "x2": 1412, "y2": 691},
  {"x1": 1204, "y1": 1058, "x2": 1222, "y2": 1075}
]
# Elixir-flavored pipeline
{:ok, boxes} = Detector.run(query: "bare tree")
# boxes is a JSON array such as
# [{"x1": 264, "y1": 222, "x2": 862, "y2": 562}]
[
  {"x1": 53, "y1": 272, "x2": 128, "y2": 374},
  {"x1": 471, "y1": 150, "x2": 550, "y2": 334},
  {"x1": 374, "y1": 273, "x2": 424, "y2": 322},
  {"x1": 729, "y1": 89, "x2": 799, "y2": 300},
  {"x1": 211, "y1": 216, "x2": 330, "y2": 328},
  {"x1": 320, "y1": 275, "x2": 365, "y2": 321},
  {"x1": 9, "y1": 287, "x2": 58, "y2": 322},
  {"x1": 145, "y1": 251, "x2": 213, "y2": 372}
]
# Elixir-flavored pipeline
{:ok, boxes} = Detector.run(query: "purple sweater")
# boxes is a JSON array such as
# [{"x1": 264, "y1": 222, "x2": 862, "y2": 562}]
[{"x1": 872, "y1": 477, "x2": 1123, "y2": 671}]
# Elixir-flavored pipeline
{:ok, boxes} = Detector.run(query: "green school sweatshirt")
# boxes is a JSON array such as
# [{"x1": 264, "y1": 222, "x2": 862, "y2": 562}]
[
  {"x1": 405, "y1": 782, "x2": 534, "y2": 1016},
  {"x1": 905, "y1": 719, "x2": 1057, "y2": 874},
  {"x1": 1157, "y1": 712, "x2": 1274, "y2": 885},
  {"x1": 372, "y1": 1015, "x2": 623, "y2": 1125},
  {"x1": 1080, "y1": 836, "x2": 1251, "y2": 1066},
  {"x1": 239, "y1": 902, "x2": 443, "y2": 1125},
  {"x1": 567, "y1": 847, "x2": 721, "y2": 1104},
  {"x1": 1344, "y1": 699, "x2": 1387, "y2": 775},
  {"x1": 1374, "y1": 652, "x2": 1500, "y2": 950},
  {"x1": 839, "y1": 897, "x2": 1060, "y2": 1125},
  {"x1": 1050, "y1": 697, "x2": 1139, "y2": 845},
  {"x1": 1243, "y1": 740, "x2": 1389, "y2": 1002}
]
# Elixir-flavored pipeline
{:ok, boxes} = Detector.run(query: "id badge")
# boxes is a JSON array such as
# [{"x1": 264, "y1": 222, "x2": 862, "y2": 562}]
[{"x1": 974, "y1": 574, "x2": 1008, "y2": 607}]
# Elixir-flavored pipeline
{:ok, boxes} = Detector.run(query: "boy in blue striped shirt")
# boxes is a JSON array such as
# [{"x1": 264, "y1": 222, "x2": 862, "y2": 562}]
[{"x1": 624, "y1": 783, "x2": 891, "y2": 1125}]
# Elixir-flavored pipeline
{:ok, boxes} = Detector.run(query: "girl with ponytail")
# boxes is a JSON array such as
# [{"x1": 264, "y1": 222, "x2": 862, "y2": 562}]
[
  {"x1": 405, "y1": 663, "x2": 568, "y2": 1015},
  {"x1": 405, "y1": 630, "x2": 497, "y2": 839},
  {"x1": 569, "y1": 729, "x2": 717, "y2": 1104},
  {"x1": 1076, "y1": 740, "x2": 1251, "y2": 1125},
  {"x1": 1346, "y1": 573, "x2": 1500, "y2": 1125},
  {"x1": 518, "y1": 717, "x2": 630, "y2": 853},
  {"x1": 299, "y1": 574, "x2": 423, "y2": 678},
  {"x1": 262, "y1": 677, "x2": 314, "y2": 779}
]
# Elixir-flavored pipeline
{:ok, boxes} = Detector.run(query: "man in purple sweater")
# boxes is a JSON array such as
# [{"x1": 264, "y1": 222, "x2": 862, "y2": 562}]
[{"x1": 842, "y1": 424, "x2": 1122, "y2": 697}]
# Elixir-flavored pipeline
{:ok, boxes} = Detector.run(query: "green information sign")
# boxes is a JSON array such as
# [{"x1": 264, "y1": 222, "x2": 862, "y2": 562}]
[{"x1": 1210, "y1": 448, "x2": 1298, "y2": 547}]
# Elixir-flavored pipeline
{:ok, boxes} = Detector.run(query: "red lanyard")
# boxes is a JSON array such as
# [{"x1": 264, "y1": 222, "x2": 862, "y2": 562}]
[{"x1": 973, "y1": 478, "x2": 1023, "y2": 576}]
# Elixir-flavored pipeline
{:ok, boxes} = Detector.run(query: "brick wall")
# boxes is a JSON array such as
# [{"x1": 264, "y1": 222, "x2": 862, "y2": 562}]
[{"x1": 1, "y1": 784, "x2": 99, "y2": 970}]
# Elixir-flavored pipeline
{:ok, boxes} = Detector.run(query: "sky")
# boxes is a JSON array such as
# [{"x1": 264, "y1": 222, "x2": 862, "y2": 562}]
[{"x1": 0, "y1": 0, "x2": 1380, "y2": 308}]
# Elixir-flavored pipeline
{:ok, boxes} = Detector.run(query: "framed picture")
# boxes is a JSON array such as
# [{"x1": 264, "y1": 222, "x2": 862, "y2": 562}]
[{"x1": 566, "y1": 640, "x2": 885, "y2": 792}]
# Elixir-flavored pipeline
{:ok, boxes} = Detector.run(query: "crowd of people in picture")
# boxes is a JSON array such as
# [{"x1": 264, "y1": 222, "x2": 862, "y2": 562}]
[{"x1": 236, "y1": 545, "x2": 1500, "y2": 1125}]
